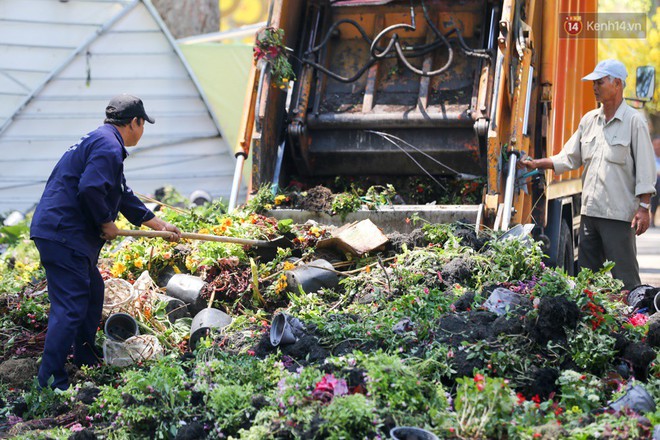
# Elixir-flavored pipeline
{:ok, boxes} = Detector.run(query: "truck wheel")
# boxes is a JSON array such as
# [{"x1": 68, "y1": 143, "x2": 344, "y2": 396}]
[{"x1": 557, "y1": 219, "x2": 575, "y2": 276}]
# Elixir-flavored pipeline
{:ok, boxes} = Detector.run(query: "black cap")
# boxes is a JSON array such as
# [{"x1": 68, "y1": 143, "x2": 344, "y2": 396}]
[{"x1": 105, "y1": 94, "x2": 155, "y2": 124}]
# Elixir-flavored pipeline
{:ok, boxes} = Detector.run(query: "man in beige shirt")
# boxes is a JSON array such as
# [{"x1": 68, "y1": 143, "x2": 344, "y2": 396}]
[{"x1": 523, "y1": 59, "x2": 656, "y2": 290}]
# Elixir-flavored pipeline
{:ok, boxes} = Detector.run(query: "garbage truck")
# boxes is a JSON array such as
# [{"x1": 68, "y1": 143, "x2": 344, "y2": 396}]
[{"x1": 230, "y1": 0, "x2": 600, "y2": 273}]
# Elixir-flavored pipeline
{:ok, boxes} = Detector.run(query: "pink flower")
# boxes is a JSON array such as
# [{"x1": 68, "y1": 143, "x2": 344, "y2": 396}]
[
  {"x1": 312, "y1": 374, "x2": 348, "y2": 403},
  {"x1": 70, "y1": 423, "x2": 85, "y2": 432},
  {"x1": 629, "y1": 313, "x2": 649, "y2": 327}
]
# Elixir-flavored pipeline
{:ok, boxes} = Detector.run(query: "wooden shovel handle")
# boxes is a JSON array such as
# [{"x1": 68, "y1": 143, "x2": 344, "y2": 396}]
[{"x1": 116, "y1": 229, "x2": 273, "y2": 247}]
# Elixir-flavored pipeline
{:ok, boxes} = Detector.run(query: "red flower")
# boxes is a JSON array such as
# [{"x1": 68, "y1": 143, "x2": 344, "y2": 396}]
[
  {"x1": 474, "y1": 373, "x2": 485, "y2": 383},
  {"x1": 476, "y1": 382, "x2": 485, "y2": 392},
  {"x1": 312, "y1": 374, "x2": 348, "y2": 403},
  {"x1": 629, "y1": 313, "x2": 649, "y2": 327},
  {"x1": 532, "y1": 394, "x2": 541, "y2": 404},
  {"x1": 516, "y1": 392, "x2": 526, "y2": 405}
]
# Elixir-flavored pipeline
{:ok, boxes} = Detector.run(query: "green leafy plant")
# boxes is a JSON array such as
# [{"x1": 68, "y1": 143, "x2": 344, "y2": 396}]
[
  {"x1": 205, "y1": 383, "x2": 255, "y2": 434},
  {"x1": 473, "y1": 236, "x2": 544, "y2": 286},
  {"x1": 362, "y1": 184, "x2": 397, "y2": 209},
  {"x1": 453, "y1": 373, "x2": 516, "y2": 439},
  {"x1": 567, "y1": 323, "x2": 616, "y2": 374},
  {"x1": 22, "y1": 378, "x2": 69, "y2": 419},
  {"x1": 91, "y1": 356, "x2": 193, "y2": 438},
  {"x1": 317, "y1": 394, "x2": 381, "y2": 439},
  {"x1": 358, "y1": 351, "x2": 447, "y2": 425},
  {"x1": 557, "y1": 370, "x2": 605, "y2": 414},
  {"x1": 331, "y1": 191, "x2": 362, "y2": 221},
  {"x1": 532, "y1": 269, "x2": 572, "y2": 298}
]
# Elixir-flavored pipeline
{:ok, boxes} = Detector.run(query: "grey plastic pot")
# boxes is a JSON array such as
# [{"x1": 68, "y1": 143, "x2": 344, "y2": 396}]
[
  {"x1": 285, "y1": 259, "x2": 338, "y2": 294},
  {"x1": 189, "y1": 308, "x2": 232, "y2": 350},
  {"x1": 104, "y1": 313, "x2": 139, "y2": 342},
  {"x1": 390, "y1": 426, "x2": 439, "y2": 440},
  {"x1": 166, "y1": 274, "x2": 207, "y2": 315},
  {"x1": 156, "y1": 294, "x2": 190, "y2": 323},
  {"x1": 270, "y1": 313, "x2": 306, "y2": 346},
  {"x1": 609, "y1": 384, "x2": 656, "y2": 414}
]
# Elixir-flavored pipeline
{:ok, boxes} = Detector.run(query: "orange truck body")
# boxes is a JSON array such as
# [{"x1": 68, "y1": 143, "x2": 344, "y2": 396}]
[{"x1": 237, "y1": 0, "x2": 598, "y2": 270}]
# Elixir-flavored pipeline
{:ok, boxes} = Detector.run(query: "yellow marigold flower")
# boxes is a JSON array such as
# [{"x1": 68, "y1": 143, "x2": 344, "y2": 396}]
[
  {"x1": 274, "y1": 195, "x2": 287, "y2": 205},
  {"x1": 364, "y1": 265, "x2": 371, "y2": 273},
  {"x1": 198, "y1": 228, "x2": 210, "y2": 235},
  {"x1": 134, "y1": 259, "x2": 143, "y2": 269},
  {"x1": 111, "y1": 262, "x2": 126, "y2": 278},
  {"x1": 309, "y1": 226, "x2": 321, "y2": 237},
  {"x1": 283, "y1": 261, "x2": 295, "y2": 271},
  {"x1": 264, "y1": 204, "x2": 273, "y2": 210},
  {"x1": 274, "y1": 273, "x2": 288, "y2": 294},
  {"x1": 222, "y1": 218, "x2": 232, "y2": 227},
  {"x1": 212, "y1": 226, "x2": 224, "y2": 235}
]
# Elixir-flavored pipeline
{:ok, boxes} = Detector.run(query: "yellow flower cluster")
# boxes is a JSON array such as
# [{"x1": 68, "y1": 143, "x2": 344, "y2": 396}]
[
  {"x1": 212, "y1": 218, "x2": 233, "y2": 236},
  {"x1": 111, "y1": 261, "x2": 127, "y2": 278},
  {"x1": 274, "y1": 273, "x2": 288, "y2": 294},
  {"x1": 185, "y1": 254, "x2": 201, "y2": 273}
]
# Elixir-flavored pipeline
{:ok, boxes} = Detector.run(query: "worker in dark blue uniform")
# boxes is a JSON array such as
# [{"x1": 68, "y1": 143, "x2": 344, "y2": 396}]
[{"x1": 30, "y1": 94, "x2": 181, "y2": 390}]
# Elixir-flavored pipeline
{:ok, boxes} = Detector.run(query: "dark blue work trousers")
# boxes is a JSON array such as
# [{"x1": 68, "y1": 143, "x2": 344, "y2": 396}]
[{"x1": 34, "y1": 238, "x2": 104, "y2": 390}]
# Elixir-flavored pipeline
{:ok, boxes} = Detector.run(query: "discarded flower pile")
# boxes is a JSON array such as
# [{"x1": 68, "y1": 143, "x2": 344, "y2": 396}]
[{"x1": 1, "y1": 198, "x2": 660, "y2": 439}]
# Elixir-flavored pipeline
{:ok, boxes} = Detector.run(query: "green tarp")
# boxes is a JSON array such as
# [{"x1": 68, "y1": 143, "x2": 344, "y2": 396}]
[{"x1": 179, "y1": 43, "x2": 254, "y2": 155}]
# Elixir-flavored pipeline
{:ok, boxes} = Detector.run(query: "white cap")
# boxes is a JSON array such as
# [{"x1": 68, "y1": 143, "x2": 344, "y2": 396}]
[{"x1": 582, "y1": 59, "x2": 628, "y2": 81}]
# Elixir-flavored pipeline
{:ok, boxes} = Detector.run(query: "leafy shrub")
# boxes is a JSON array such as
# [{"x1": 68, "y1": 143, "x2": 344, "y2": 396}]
[
  {"x1": 205, "y1": 383, "x2": 255, "y2": 434},
  {"x1": 567, "y1": 323, "x2": 616, "y2": 374},
  {"x1": 91, "y1": 356, "x2": 192, "y2": 438},
  {"x1": 473, "y1": 236, "x2": 544, "y2": 286},
  {"x1": 453, "y1": 373, "x2": 516, "y2": 439},
  {"x1": 318, "y1": 394, "x2": 381, "y2": 439},
  {"x1": 359, "y1": 351, "x2": 447, "y2": 425},
  {"x1": 557, "y1": 370, "x2": 605, "y2": 413}
]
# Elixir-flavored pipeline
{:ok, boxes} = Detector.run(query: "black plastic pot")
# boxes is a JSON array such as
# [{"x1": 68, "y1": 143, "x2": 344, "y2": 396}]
[
  {"x1": 390, "y1": 426, "x2": 439, "y2": 440},
  {"x1": 285, "y1": 259, "x2": 339, "y2": 294},
  {"x1": 627, "y1": 285, "x2": 655, "y2": 309},
  {"x1": 270, "y1": 313, "x2": 306, "y2": 346},
  {"x1": 189, "y1": 308, "x2": 232, "y2": 350},
  {"x1": 104, "y1": 313, "x2": 139, "y2": 342},
  {"x1": 166, "y1": 274, "x2": 207, "y2": 315},
  {"x1": 156, "y1": 294, "x2": 190, "y2": 323}
]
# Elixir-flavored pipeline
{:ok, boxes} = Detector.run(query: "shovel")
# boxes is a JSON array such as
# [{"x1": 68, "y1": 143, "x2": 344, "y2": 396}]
[{"x1": 116, "y1": 229, "x2": 292, "y2": 249}]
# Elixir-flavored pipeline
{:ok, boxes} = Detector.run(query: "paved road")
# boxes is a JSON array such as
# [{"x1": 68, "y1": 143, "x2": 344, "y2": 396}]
[{"x1": 637, "y1": 225, "x2": 660, "y2": 286}]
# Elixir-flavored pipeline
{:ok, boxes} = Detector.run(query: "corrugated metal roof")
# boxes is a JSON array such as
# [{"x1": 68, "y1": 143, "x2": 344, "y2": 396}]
[{"x1": 0, "y1": 0, "x2": 241, "y2": 213}]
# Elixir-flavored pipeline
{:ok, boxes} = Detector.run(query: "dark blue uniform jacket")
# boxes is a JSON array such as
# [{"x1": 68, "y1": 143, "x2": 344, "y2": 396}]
[{"x1": 31, "y1": 124, "x2": 154, "y2": 261}]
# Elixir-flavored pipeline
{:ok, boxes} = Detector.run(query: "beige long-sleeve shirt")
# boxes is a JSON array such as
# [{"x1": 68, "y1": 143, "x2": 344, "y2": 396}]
[{"x1": 551, "y1": 101, "x2": 657, "y2": 222}]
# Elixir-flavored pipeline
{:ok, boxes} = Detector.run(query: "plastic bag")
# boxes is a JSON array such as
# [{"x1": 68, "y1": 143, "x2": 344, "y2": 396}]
[{"x1": 103, "y1": 334, "x2": 164, "y2": 367}]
